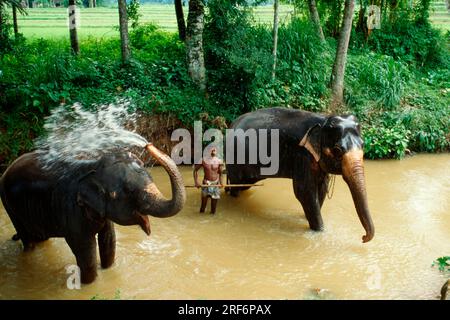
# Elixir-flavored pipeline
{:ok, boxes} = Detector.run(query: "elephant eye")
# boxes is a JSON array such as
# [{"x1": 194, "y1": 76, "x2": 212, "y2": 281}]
[{"x1": 332, "y1": 146, "x2": 343, "y2": 157}]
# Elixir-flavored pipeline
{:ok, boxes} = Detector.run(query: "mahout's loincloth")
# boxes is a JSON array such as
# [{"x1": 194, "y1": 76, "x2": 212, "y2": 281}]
[{"x1": 201, "y1": 179, "x2": 221, "y2": 199}]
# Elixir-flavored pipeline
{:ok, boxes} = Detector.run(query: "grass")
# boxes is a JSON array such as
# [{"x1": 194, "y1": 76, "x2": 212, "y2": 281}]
[
  {"x1": 14, "y1": 2, "x2": 449, "y2": 39},
  {"x1": 430, "y1": 0, "x2": 450, "y2": 31},
  {"x1": 15, "y1": 4, "x2": 295, "y2": 39}
]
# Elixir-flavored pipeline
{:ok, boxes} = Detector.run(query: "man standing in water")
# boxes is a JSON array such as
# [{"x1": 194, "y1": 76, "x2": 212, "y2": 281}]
[{"x1": 193, "y1": 147, "x2": 224, "y2": 214}]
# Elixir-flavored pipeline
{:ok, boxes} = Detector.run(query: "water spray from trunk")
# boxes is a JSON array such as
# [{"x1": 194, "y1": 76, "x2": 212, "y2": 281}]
[{"x1": 35, "y1": 100, "x2": 148, "y2": 169}]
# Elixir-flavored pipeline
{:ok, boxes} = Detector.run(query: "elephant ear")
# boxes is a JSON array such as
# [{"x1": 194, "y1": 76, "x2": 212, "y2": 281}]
[
  {"x1": 299, "y1": 124, "x2": 321, "y2": 162},
  {"x1": 77, "y1": 174, "x2": 106, "y2": 220}
]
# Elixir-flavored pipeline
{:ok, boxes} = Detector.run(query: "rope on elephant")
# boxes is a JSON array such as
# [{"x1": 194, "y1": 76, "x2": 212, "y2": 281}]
[{"x1": 327, "y1": 174, "x2": 336, "y2": 199}]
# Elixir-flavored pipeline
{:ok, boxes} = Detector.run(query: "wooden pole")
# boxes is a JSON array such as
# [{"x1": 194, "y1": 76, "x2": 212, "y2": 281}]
[{"x1": 186, "y1": 183, "x2": 264, "y2": 188}]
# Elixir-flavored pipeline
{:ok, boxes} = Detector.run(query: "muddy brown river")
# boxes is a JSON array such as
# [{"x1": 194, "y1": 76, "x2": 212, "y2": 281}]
[{"x1": 0, "y1": 154, "x2": 449, "y2": 299}]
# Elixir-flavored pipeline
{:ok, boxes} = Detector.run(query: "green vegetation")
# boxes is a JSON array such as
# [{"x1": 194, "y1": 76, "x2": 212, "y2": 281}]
[
  {"x1": 432, "y1": 256, "x2": 450, "y2": 272},
  {"x1": 14, "y1": 4, "x2": 294, "y2": 38},
  {"x1": 0, "y1": 2, "x2": 449, "y2": 167}
]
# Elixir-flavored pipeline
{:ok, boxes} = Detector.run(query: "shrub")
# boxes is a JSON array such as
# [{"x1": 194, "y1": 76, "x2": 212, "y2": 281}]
[
  {"x1": 346, "y1": 52, "x2": 410, "y2": 111},
  {"x1": 363, "y1": 123, "x2": 410, "y2": 159},
  {"x1": 366, "y1": 12, "x2": 447, "y2": 68}
]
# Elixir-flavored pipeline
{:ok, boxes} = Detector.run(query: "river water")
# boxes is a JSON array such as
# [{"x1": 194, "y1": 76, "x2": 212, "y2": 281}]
[{"x1": 0, "y1": 154, "x2": 449, "y2": 299}]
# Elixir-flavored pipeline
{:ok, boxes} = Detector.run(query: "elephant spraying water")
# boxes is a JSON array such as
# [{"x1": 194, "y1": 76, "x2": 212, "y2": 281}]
[{"x1": 0, "y1": 143, "x2": 186, "y2": 284}]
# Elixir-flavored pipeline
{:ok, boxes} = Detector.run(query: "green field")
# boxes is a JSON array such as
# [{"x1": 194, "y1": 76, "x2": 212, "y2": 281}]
[
  {"x1": 430, "y1": 0, "x2": 450, "y2": 31},
  {"x1": 16, "y1": 4, "x2": 295, "y2": 38},
  {"x1": 13, "y1": 2, "x2": 450, "y2": 39}
]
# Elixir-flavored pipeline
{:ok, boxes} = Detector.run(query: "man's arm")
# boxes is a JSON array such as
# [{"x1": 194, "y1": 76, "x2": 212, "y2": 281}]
[
  {"x1": 218, "y1": 161, "x2": 224, "y2": 187},
  {"x1": 193, "y1": 163, "x2": 203, "y2": 188}
]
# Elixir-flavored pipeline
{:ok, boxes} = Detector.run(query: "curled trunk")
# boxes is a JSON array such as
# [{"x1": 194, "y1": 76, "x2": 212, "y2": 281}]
[
  {"x1": 138, "y1": 144, "x2": 186, "y2": 218},
  {"x1": 342, "y1": 149, "x2": 375, "y2": 243}
]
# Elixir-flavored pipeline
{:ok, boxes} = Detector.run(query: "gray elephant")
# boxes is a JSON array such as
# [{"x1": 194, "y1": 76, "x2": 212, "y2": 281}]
[
  {"x1": 0, "y1": 143, "x2": 186, "y2": 283},
  {"x1": 226, "y1": 107, "x2": 375, "y2": 243}
]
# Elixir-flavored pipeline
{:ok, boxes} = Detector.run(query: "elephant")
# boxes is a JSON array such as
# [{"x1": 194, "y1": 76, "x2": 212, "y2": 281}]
[
  {"x1": 442, "y1": 280, "x2": 449, "y2": 300},
  {"x1": 0, "y1": 143, "x2": 186, "y2": 283},
  {"x1": 226, "y1": 107, "x2": 374, "y2": 243}
]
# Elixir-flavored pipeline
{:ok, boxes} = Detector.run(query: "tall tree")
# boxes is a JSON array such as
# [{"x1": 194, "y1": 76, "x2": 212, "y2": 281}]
[
  {"x1": 307, "y1": 0, "x2": 325, "y2": 41},
  {"x1": 68, "y1": 0, "x2": 80, "y2": 55},
  {"x1": 329, "y1": 0, "x2": 355, "y2": 109},
  {"x1": 174, "y1": 0, "x2": 186, "y2": 41},
  {"x1": 118, "y1": 0, "x2": 130, "y2": 62},
  {"x1": 0, "y1": 0, "x2": 26, "y2": 43},
  {"x1": 0, "y1": 3, "x2": 3, "y2": 44},
  {"x1": 186, "y1": 0, "x2": 206, "y2": 91},
  {"x1": 272, "y1": 0, "x2": 279, "y2": 80}
]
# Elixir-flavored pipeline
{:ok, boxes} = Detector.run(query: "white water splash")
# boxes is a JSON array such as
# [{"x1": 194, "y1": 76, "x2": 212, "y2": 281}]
[{"x1": 35, "y1": 100, "x2": 148, "y2": 169}]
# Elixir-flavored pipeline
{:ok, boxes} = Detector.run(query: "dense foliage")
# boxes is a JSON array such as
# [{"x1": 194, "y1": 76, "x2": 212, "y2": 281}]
[{"x1": 0, "y1": 1, "x2": 449, "y2": 167}]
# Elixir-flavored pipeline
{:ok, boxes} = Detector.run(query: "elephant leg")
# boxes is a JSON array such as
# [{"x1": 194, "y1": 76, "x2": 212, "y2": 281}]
[
  {"x1": 5, "y1": 211, "x2": 34, "y2": 250},
  {"x1": 317, "y1": 174, "x2": 330, "y2": 209},
  {"x1": 66, "y1": 236, "x2": 98, "y2": 284},
  {"x1": 98, "y1": 220, "x2": 116, "y2": 269},
  {"x1": 293, "y1": 177, "x2": 324, "y2": 231}
]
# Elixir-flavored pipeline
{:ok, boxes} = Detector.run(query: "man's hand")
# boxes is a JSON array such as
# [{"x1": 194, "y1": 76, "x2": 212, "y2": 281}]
[{"x1": 194, "y1": 181, "x2": 201, "y2": 188}]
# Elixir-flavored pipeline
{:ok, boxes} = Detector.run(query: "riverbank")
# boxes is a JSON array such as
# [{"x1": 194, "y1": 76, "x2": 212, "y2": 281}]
[{"x1": 1, "y1": 9, "x2": 449, "y2": 168}]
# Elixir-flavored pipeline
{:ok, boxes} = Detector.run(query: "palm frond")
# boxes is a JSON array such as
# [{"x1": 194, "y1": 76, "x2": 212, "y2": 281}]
[{"x1": 0, "y1": 0, "x2": 28, "y2": 15}]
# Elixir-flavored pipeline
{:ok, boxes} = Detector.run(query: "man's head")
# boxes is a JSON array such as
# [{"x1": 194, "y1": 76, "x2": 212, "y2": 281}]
[{"x1": 210, "y1": 147, "x2": 217, "y2": 157}]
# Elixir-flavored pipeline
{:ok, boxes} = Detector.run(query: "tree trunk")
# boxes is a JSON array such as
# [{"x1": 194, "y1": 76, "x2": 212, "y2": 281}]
[
  {"x1": 307, "y1": 0, "x2": 325, "y2": 41},
  {"x1": 89, "y1": 0, "x2": 93, "y2": 8},
  {"x1": 0, "y1": 4, "x2": 3, "y2": 44},
  {"x1": 93, "y1": 0, "x2": 96, "y2": 8},
  {"x1": 330, "y1": 0, "x2": 343, "y2": 38},
  {"x1": 12, "y1": 5, "x2": 18, "y2": 36},
  {"x1": 356, "y1": 1, "x2": 366, "y2": 33},
  {"x1": 329, "y1": 0, "x2": 355, "y2": 109},
  {"x1": 174, "y1": 0, "x2": 186, "y2": 41},
  {"x1": 186, "y1": 0, "x2": 206, "y2": 91},
  {"x1": 68, "y1": 0, "x2": 80, "y2": 55},
  {"x1": 272, "y1": 0, "x2": 279, "y2": 80},
  {"x1": 118, "y1": 0, "x2": 131, "y2": 62}
]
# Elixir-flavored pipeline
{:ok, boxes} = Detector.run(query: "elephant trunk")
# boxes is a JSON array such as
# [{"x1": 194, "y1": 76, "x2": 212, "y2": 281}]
[
  {"x1": 341, "y1": 149, "x2": 375, "y2": 243},
  {"x1": 138, "y1": 144, "x2": 186, "y2": 218}
]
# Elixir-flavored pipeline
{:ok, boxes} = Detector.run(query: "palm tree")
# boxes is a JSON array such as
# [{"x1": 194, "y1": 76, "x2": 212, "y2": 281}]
[
  {"x1": 186, "y1": 0, "x2": 206, "y2": 91},
  {"x1": 118, "y1": 0, "x2": 130, "y2": 62},
  {"x1": 68, "y1": 0, "x2": 80, "y2": 55},
  {"x1": 174, "y1": 0, "x2": 186, "y2": 41},
  {"x1": 307, "y1": 0, "x2": 325, "y2": 42},
  {"x1": 0, "y1": 0, "x2": 26, "y2": 41},
  {"x1": 272, "y1": 0, "x2": 279, "y2": 80},
  {"x1": 329, "y1": 0, "x2": 355, "y2": 109}
]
